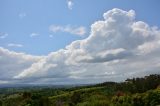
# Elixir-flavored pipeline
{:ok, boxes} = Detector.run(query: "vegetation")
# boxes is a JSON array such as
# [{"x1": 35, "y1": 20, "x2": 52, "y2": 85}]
[{"x1": 0, "y1": 74, "x2": 160, "y2": 106}]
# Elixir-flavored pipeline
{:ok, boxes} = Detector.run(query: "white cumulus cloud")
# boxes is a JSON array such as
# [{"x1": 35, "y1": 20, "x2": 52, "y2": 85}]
[
  {"x1": 0, "y1": 47, "x2": 42, "y2": 83},
  {"x1": 1, "y1": 8, "x2": 160, "y2": 84}
]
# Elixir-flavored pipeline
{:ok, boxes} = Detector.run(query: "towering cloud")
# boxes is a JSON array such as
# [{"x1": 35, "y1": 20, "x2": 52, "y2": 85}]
[{"x1": 1, "y1": 8, "x2": 160, "y2": 84}]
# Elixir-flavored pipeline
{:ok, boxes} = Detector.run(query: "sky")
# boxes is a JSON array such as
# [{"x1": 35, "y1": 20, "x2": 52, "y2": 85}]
[{"x1": 0, "y1": 0, "x2": 160, "y2": 85}]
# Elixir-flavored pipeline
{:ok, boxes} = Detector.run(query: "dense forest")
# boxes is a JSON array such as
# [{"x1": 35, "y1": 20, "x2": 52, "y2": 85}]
[{"x1": 0, "y1": 74, "x2": 160, "y2": 106}]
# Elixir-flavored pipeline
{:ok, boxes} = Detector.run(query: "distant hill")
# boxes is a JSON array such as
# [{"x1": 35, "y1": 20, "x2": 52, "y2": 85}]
[{"x1": 0, "y1": 74, "x2": 160, "y2": 106}]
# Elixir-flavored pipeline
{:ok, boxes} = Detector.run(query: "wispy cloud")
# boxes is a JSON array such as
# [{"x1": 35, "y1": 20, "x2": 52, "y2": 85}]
[
  {"x1": 0, "y1": 80, "x2": 8, "y2": 84},
  {"x1": 19, "y1": 13, "x2": 26, "y2": 19},
  {"x1": 49, "y1": 35, "x2": 54, "y2": 38},
  {"x1": 49, "y1": 25, "x2": 86, "y2": 36},
  {"x1": 30, "y1": 33, "x2": 39, "y2": 37},
  {"x1": 67, "y1": 0, "x2": 74, "y2": 10},
  {"x1": 7, "y1": 43, "x2": 23, "y2": 47},
  {"x1": 0, "y1": 32, "x2": 8, "y2": 39}
]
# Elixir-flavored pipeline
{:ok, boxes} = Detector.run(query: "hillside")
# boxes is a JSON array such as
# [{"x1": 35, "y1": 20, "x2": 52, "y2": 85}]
[{"x1": 0, "y1": 74, "x2": 160, "y2": 106}]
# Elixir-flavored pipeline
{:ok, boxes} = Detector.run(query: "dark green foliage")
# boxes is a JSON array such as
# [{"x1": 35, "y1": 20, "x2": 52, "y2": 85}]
[
  {"x1": 111, "y1": 88, "x2": 160, "y2": 106},
  {"x1": 144, "y1": 88, "x2": 160, "y2": 106},
  {"x1": 23, "y1": 92, "x2": 31, "y2": 98},
  {"x1": 70, "y1": 91, "x2": 82, "y2": 105}
]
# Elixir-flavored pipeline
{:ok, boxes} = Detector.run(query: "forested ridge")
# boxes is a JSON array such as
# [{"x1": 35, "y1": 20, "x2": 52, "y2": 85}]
[{"x1": 0, "y1": 74, "x2": 160, "y2": 106}]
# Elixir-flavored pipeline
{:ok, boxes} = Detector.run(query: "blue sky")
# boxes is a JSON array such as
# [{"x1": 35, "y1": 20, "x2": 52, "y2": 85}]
[
  {"x1": 0, "y1": 0, "x2": 160, "y2": 55},
  {"x1": 0, "y1": 0, "x2": 160, "y2": 84}
]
